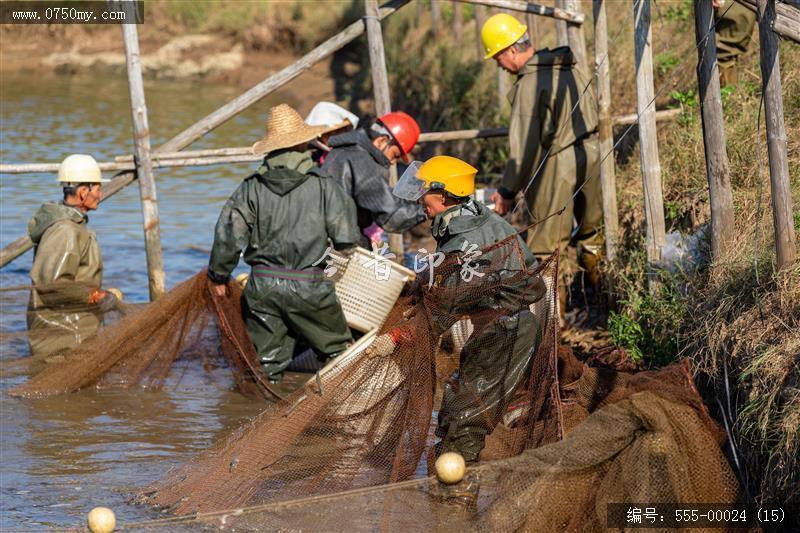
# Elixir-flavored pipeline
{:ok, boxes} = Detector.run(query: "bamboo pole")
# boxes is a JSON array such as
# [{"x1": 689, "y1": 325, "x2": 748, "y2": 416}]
[
  {"x1": 0, "y1": 0, "x2": 410, "y2": 269},
  {"x1": 633, "y1": 0, "x2": 666, "y2": 282},
  {"x1": 593, "y1": 0, "x2": 619, "y2": 262},
  {"x1": 431, "y1": 0, "x2": 441, "y2": 33},
  {"x1": 556, "y1": 0, "x2": 570, "y2": 46},
  {"x1": 474, "y1": 3, "x2": 487, "y2": 60},
  {"x1": 0, "y1": 155, "x2": 262, "y2": 175},
  {"x1": 453, "y1": 1, "x2": 463, "y2": 42},
  {"x1": 757, "y1": 0, "x2": 797, "y2": 268},
  {"x1": 526, "y1": 11, "x2": 540, "y2": 50},
  {"x1": 560, "y1": 0, "x2": 588, "y2": 73},
  {"x1": 122, "y1": 22, "x2": 165, "y2": 300},
  {"x1": 162, "y1": 0, "x2": 409, "y2": 152},
  {"x1": 365, "y1": 0, "x2": 404, "y2": 261},
  {"x1": 0, "y1": 110, "x2": 683, "y2": 174},
  {"x1": 455, "y1": 0, "x2": 585, "y2": 23},
  {"x1": 693, "y1": 0, "x2": 734, "y2": 260}
]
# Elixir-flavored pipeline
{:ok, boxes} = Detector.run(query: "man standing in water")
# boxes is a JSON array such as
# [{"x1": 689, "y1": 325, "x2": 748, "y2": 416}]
[
  {"x1": 482, "y1": 13, "x2": 603, "y2": 291},
  {"x1": 207, "y1": 104, "x2": 359, "y2": 387},
  {"x1": 27, "y1": 154, "x2": 118, "y2": 358}
]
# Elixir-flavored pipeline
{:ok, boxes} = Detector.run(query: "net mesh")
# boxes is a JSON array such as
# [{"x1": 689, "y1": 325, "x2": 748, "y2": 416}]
[
  {"x1": 138, "y1": 235, "x2": 562, "y2": 515},
  {"x1": 7, "y1": 236, "x2": 742, "y2": 529},
  {"x1": 9, "y1": 272, "x2": 277, "y2": 400}
]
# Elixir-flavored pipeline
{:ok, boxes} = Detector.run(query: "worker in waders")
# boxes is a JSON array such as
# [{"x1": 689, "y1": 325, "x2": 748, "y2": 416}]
[
  {"x1": 208, "y1": 104, "x2": 359, "y2": 386},
  {"x1": 319, "y1": 111, "x2": 426, "y2": 248},
  {"x1": 304, "y1": 101, "x2": 359, "y2": 165},
  {"x1": 369, "y1": 155, "x2": 546, "y2": 509},
  {"x1": 27, "y1": 154, "x2": 120, "y2": 359},
  {"x1": 714, "y1": 0, "x2": 757, "y2": 87},
  {"x1": 482, "y1": 14, "x2": 603, "y2": 296}
]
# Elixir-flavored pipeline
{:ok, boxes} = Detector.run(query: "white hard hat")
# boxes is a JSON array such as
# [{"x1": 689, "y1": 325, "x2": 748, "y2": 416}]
[
  {"x1": 305, "y1": 102, "x2": 359, "y2": 134},
  {"x1": 57, "y1": 154, "x2": 108, "y2": 184}
]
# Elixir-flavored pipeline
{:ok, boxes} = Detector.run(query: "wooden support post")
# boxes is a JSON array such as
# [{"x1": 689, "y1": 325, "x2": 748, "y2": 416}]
[
  {"x1": 556, "y1": 0, "x2": 570, "y2": 46},
  {"x1": 122, "y1": 22, "x2": 166, "y2": 300},
  {"x1": 694, "y1": 0, "x2": 734, "y2": 260},
  {"x1": 474, "y1": 4, "x2": 487, "y2": 60},
  {"x1": 365, "y1": 0, "x2": 404, "y2": 261},
  {"x1": 593, "y1": 0, "x2": 619, "y2": 262},
  {"x1": 453, "y1": 1, "x2": 463, "y2": 42},
  {"x1": 0, "y1": 0, "x2": 410, "y2": 269},
  {"x1": 431, "y1": 0, "x2": 441, "y2": 34},
  {"x1": 633, "y1": 0, "x2": 666, "y2": 280},
  {"x1": 757, "y1": 0, "x2": 797, "y2": 268},
  {"x1": 497, "y1": 65, "x2": 510, "y2": 113},
  {"x1": 560, "y1": 0, "x2": 588, "y2": 73}
]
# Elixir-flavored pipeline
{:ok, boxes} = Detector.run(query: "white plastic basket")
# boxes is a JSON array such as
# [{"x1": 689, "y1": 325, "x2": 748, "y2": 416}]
[{"x1": 329, "y1": 247, "x2": 416, "y2": 333}]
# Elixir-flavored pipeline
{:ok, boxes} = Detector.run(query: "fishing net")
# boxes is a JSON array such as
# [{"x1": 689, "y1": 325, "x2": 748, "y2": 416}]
[
  {"x1": 125, "y1": 361, "x2": 742, "y2": 532},
  {"x1": 7, "y1": 234, "x2": 742, "y2": 530},
  {"x1": 133, "y1": 235, "x2": 559, "y2": 514},
  {"x1": 8, "y1": 272, "x2": 277, "y2": 400}
]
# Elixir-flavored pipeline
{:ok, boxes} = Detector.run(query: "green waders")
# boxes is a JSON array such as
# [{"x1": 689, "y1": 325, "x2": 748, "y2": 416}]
[
  {"x1": 243, "y1": 266, "x2": 352, "y2": 382},
  {"x1": 716, "y1": 1, "x2": 757, "y2": 87},
  {"x1": 436, "y1": 310, "x2": 541, "y2": 463}
]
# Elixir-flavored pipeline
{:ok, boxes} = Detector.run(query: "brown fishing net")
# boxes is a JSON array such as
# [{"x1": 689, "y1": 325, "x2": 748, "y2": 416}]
[
  {"x1": 137, "y1": 235, "x2": 561, "y2": 515},
  {"x1": 127, "y1": 362, "x2": 742, "y2": 532},
  {"x1": 8, "y1": 235, "x2": 743, "y2": 530},
  {"x1": 9, "y1": 272, "x2": 277, "y2": 400}
]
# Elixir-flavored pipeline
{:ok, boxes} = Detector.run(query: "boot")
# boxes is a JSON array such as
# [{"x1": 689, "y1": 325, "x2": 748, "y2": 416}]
[
  {"x1": 719, "y1": 62, "x2": 739, "y2": 88},
  {"x1": 578, "y1": 243, "x2": 603, "y2": 289},
  {"x1": 431, "y1": 471, "x2": 480, "y2": 513}
]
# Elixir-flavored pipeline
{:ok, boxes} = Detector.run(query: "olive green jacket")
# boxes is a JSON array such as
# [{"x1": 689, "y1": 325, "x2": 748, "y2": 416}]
[
  {"x1": 429, "y1": 200, "x2": 543, "y2": 332},
  {"x1": 208, "y1": 150, "x2": 359, "y2": 281},
  {"x1": 501, "y1": 47, "x2": 598, "y2": 196},
  {"x1": 27, "y1": 201, "x2": 104, "y2": 356}
]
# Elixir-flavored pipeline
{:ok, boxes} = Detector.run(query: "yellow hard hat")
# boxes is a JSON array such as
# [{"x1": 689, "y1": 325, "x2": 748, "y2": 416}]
[
  {"x1": 417, "y1": 155, "x2": 477, "y2": 198},
  {"x1": 480, "y1": 13, "x2": 527, "y2": 59}
]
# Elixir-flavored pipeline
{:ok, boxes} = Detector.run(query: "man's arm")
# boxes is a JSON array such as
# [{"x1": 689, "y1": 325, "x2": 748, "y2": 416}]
[
  {"x1": 493, "y1": 82, "x2": 552, "y2": 215},
  {"x1": 352, "y1": 163, "x2": 426, "y2": 233},
  {"x1": 208, "y1": 180, "x2": 255, "y2": 288}
]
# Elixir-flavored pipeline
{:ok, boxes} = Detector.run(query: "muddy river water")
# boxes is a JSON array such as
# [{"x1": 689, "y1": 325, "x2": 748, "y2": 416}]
[{"x1": 0, "y1": 73, "x2": 309, "y2": 528}]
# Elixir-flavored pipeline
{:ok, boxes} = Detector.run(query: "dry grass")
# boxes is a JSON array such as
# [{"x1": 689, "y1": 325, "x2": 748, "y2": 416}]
[{"x1": 606, "y1": 8, "x2": 799, "y2": 509}]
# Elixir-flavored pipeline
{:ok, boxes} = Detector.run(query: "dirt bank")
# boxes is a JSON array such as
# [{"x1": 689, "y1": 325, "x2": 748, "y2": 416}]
[{"x1": 0, "y1": 24, "x2": 339, "y2": 107}]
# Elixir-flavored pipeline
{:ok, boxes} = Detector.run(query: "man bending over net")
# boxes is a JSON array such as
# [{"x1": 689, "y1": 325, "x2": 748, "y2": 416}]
[{"x1": 373, "y1": 156, "x2": 546, "y2": 499}]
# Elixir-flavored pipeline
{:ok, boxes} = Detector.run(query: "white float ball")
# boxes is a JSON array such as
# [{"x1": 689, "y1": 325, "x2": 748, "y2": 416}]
[
  {"x1": 435, "y1": 452, "x2": 466, "y2": 484},
  {"x1": 87, "y1": 506, "x2": 116, "y2": 533}
]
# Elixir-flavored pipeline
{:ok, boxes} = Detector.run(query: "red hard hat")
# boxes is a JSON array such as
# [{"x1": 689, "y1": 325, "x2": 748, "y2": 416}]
[{"x1": 378, "y1": 111, "x2": 420, "y2": 162}]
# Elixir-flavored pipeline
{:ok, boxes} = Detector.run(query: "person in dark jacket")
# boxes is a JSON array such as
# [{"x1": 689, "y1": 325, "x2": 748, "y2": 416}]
[
  {"x1": 319, "y1": 111, "x2": 427, "y2": 247},
  {"x1": 208, "y1": 104, "x2": 360, "y2": 384},
  {"x1": 367, "y1": 155, "x2": 545, "y2": 508}
]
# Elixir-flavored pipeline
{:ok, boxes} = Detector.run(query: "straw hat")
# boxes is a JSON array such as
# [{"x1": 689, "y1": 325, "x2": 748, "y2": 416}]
[{"x1": 251, "y1": 104, "x2": 329, "y2": 156}]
